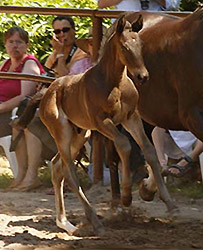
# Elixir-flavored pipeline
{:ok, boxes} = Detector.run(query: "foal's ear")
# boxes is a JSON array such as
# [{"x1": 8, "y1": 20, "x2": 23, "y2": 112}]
[
  {"x1": 132, "y1": 15, "x2": 143, "y2": 33},
  {"x1": 116, "y1": 15, "x2": 126, "y2": 35}
]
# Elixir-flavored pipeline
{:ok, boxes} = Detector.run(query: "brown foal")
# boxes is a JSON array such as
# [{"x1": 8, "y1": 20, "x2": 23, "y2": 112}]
[{"x1": 39, "y1": 15, "x2": 176, "y2": 235}]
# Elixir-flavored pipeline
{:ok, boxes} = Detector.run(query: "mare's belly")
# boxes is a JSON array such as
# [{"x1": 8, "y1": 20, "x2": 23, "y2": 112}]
[{"x1": 138, "y1": 98, "x2": 184, "y2": 130}]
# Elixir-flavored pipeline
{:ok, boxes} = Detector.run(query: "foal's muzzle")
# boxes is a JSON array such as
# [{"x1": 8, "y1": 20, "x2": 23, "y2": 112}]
[{"x1": 137, "y1": 70, "x2": 149, "y2": 84}]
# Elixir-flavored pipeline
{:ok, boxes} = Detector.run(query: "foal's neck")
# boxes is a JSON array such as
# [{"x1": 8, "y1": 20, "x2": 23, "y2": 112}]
[{"x1": 97, "y1": 39, "x2": 126, "y2": 87}]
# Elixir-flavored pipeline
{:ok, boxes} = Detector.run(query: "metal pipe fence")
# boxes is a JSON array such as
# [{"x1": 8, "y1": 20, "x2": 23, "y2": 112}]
[{"x1": 0, "y1": 5, "x2": 191, "y2": 81}]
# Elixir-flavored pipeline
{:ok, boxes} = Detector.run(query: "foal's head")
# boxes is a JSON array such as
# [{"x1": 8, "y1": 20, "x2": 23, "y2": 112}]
[{"x1": 115, "y1": 15, "x2": 149, "y2": 84}]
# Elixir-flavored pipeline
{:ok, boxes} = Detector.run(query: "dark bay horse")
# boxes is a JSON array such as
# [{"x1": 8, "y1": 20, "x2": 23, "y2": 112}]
[
  {"x1": 39, "y1": 15, "x2": 176, "y2": 235},
  {"x1": 126, "y1": 9, "x2": 203, "y2": 138},
  {"x1": 122, "y1": 9, "x2": 203, "y2": 199}
]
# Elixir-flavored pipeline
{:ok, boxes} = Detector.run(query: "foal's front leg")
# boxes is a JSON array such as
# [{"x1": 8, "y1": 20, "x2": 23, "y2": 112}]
[{"x1": 122, "y1": 112, "x2": 178, "y2": 214}]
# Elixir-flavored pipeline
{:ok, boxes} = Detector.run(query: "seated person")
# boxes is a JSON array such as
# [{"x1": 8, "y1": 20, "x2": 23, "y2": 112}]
[
  {"x1": 0, "y1": 26, "x2": 44, "y2": 137},
  {"x1": 0, "y1": 26, "x2": 44, "y2": 189},
  {"x1": 152, "y1": 126, "x2": 202, "y2": 178},
  {"x1": 11, "y1": 16, "x2": 93, "y2": 191},
  {"x1": 45, "y1": 15, "x2": 92, "y2": 77}
]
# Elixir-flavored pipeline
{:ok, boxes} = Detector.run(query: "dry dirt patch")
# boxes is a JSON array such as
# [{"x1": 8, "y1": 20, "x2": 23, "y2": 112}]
[
  {"x1": 0, "y1": 186, "x2": 203, "y2": 250},
  {"x1": 0, "y1": 156, "x2": 203, "y2": 249}
]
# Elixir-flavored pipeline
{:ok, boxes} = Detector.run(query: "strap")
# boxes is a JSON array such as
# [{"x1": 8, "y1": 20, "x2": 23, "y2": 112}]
[{"x1": 184, "y1": 155, "x2": 193, "y2": 163}]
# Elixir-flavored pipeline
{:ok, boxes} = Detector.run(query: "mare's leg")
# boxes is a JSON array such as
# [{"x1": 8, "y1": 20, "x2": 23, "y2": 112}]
[
  {"x1": 104, "y1": 138, "x2": 121, "y2": 208},
  {"x1": 122, "y1": 111, "x2": 178, "y2": 214},
  {"x1": 92, "y1": 131, "x2": 104, "y2": 184},
  {"x1": 96, "y1": 118, "x2": 132, "y2": 207}
]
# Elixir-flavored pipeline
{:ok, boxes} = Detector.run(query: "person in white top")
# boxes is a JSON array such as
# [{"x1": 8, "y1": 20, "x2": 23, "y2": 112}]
[{"x1": 98, "y1": 0, "x2": 180, "y2": 11}]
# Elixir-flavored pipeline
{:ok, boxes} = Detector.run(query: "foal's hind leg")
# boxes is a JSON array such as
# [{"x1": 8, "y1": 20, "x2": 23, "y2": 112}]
[
  {"x1": 51, "y1": 123, "x2": 102, "y2": 235},
  {"x1": 122, "y1": 112, "x2": 178, "y2": 214},
  {"x1": 51, "y1": 153, "x2": 77, "y2": 234}
]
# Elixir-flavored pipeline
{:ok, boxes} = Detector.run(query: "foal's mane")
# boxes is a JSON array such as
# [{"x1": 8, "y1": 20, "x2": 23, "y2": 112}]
[
  {"x1": 97, "y1": 19, "x2": 118, "y2": 62},
  {"x1": 185, "y1": 5, "x2": 203, "y2": 22}
]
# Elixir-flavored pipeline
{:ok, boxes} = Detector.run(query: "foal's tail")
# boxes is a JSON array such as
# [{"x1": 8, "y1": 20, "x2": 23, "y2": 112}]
[{"x1": 12, "y1": 88, "x2": 47, "y2": 130}]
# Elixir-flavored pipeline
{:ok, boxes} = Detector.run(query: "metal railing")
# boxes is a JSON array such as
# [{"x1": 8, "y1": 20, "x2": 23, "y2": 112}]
[{"x1": 0, "y1": 72, "x2": 55, "y2": 85}]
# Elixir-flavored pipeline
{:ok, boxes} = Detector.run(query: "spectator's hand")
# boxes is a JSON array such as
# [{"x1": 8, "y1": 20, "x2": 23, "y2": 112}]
[{"x1": 51, "y1": 34, "x2": 65, "y2": 53}]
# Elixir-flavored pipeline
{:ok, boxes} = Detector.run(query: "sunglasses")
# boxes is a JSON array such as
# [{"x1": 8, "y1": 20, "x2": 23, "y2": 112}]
[{"x1": 53, "y1": 27, "x2": 71, "y2": 35}]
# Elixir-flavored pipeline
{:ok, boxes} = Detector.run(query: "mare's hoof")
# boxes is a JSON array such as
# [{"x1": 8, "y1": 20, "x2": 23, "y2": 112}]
[
  {"x1": 139, "y1": 181, "x2": 156, "y2": 201},
  {"x1": 121, "y1": 194, "x2": 132, "y2": 207}
]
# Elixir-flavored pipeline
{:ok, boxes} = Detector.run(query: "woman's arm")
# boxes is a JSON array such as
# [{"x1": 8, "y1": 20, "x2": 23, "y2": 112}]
[
  {"x1": 51, "y1": 35, "x2": 70, "y2": 77},
  {"x1": 55, "y1": 55, "x2": 70, "y2": 77},
  {"x1": 98, "y1": 0, "x2": 122, "y2": 8},
  {"x1": 154, "y1": 0, "x2": 166, "y2": 8},
  {"x1": 0, "y1": 60, "x2": 40, "y2": 113}
]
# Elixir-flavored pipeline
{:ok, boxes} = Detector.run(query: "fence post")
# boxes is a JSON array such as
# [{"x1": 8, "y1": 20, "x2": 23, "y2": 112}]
[{"x1": 92, "y1": 15, "x2": 103, "y2": 62}]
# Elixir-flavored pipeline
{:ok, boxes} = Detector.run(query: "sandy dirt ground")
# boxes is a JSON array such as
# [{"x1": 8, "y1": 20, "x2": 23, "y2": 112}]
[{"x1": 0, "y1": 158, "x2": 203, "y2": 250}]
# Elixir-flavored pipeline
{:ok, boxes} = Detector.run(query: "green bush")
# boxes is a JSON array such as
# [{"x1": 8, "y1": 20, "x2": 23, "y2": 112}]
[
  {"x1": 180, "y1": 0, "x2": 202, "y2": 11},
  {"x1": 0, "y1": 0, "x2": 103, "y2": 66}
]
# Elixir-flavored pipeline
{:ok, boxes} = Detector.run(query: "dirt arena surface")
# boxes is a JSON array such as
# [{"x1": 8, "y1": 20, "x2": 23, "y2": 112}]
[
  {"x1": 0, "y1": 182, "x2": 203, "y2": 250},
  {"x1": 0, "y1": 156, "x2": 203, "y2": 250}
]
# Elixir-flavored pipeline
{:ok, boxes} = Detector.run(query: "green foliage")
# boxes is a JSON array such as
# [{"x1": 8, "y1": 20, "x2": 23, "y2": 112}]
[
  {"x1": 0, "y1": 0, "x2": 104, "y2": 66},
  {"x1": 0, "y1": 173, "x2": 13, "y2": 188},
  {"x1": 180, "y1": 0, "x2": 202, "y2": 11},
  {"x1": 169, "y1": 182, "x2": 203, "y2": 199},
  {"x1": 38, "y1": 165, "x2": 52, "y2": 188}
]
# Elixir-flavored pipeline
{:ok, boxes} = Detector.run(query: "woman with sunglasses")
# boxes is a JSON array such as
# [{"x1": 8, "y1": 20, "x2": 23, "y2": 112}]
[
  {"x1": 45, "y1": 15, "x2": 92, "y2": 77},
  {"x1": 0, "y1": 26, "x2": 45, "y2": 189}
]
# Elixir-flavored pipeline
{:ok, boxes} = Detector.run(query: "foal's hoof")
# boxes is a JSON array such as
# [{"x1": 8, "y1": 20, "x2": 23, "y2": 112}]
[
  {"x1": 132, "y1": 163, "x2": 149, "y2": 184},
  {"x1": 121, "y1": 194, "x2": 132, "y2": 207},
  {"x1": 167, "y1": 205, "x2": 180, "y2": 219},
  {"x1": 56, "y1": 219, "x2": 78, "y2": 235},
  {"x1": 139, "y1": 181, "x2": 156, "y2": 202}
]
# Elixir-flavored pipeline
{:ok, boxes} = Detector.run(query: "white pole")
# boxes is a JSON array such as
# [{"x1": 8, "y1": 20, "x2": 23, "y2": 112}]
[{"x1": 199, "y1": 152, "x2": 203, "y2": 184}]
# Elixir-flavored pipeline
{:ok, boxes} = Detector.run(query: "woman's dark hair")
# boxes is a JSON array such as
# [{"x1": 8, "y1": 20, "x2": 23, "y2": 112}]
[
  {"x1": 4, "y1": 26, "x2": 29, "y2": 44},
  {"x1": 52, "y1": 16, "x2": 75, "y2": 28}
]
